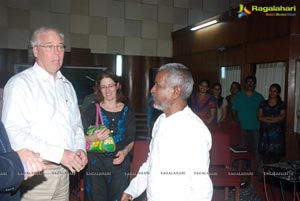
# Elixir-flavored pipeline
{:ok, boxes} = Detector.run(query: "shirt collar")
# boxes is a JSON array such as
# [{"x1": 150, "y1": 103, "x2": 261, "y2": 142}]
[
  {"x1": 33, "y1": 62, "x2": 66, "y2": 82},
  {"x1": 160, "y1": 105, "x2": 190, "y2": 119}
]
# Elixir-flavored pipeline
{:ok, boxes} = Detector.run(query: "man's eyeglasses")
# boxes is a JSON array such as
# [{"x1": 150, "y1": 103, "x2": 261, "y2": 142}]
[
  {"x1": 36, "y1": 44, "x2": 65, "y2": 52},
  {"x1": 100, "y1": 84, "x2": 116, "y2": 90}
]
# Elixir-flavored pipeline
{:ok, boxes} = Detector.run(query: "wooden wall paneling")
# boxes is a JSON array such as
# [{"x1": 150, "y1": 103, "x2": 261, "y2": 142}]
[
  {"x1": 217, "y1": 45, "x2": 243, "y2": 67},
  {"x1": 70, "y1": 48, "x2": 92, "y2": 66},
  {"x1": 123, "y1": 56, "x2": 171, "y2": 113},
  {"x1": 172, "y1": 28, "x2": 194, "y2": 56},
  {"x1": 190, "y1": 51, "x2": 219, "y2": 86},
  {"x1": 123, "y1": 56, "x2": 150, "y2": 113},
  {"x1": 285, "y1": 35, "x2": 300, "y2": 160},
  {"x1": 91, "y1": 53, "x2": 115, "y2": 71},
  {"x1": 285, "y1": 58, "x2": 297, "y2": 160},
  {"x1": 123, "y1": 56, "x2": 141, "y2": 112},
  {"x1": 248, "y1": 14, "x2": 290, "y2": 43},
  {"x1": 246, "y1": 37, "x2": 289, "y2": 64},
  {"x1": 290, "y1": 8, "x2": 300, "y2": 35},
  {"x1": 173, "y1": 55, "x2": 192, "y2": 71}
]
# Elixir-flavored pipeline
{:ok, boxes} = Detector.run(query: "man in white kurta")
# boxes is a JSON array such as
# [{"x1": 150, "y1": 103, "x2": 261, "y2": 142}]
[{"x1": 122, "y1": 63, "x2": 213, "y2": 201}]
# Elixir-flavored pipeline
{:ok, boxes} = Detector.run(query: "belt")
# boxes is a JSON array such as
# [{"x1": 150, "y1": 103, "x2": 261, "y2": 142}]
[{"x1": 43, "y1": 161, "x2": 58, "y2": 166}]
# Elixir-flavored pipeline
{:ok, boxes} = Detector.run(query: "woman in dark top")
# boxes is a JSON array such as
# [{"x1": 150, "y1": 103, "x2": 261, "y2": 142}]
[
  {"x1": 225, "y1": 81, "x2": 241, "y2": 121},
  {"x1": 258, "y1": 83, "x2": 286, "y2": 163},
  {"x1": 82, "y1": 71, "x2": 136, "y2": 201}
]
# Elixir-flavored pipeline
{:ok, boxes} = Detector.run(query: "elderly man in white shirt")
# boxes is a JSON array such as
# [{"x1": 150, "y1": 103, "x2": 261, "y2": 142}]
[
  {"x1": 121, "y1": 63, "x2": 213, "y2": 201},
  {"x1": 2, "y1": 26, "x2": 87, "y2": 201}
]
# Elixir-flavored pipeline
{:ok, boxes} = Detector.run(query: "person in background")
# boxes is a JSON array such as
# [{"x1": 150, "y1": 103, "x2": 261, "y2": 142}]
[
  {"x1": 232, "y1": 75, "x2": 264, "y2": 175},
  {"x1": 0, "y1": 121, "x2": 46, "y2": 201},
  {"x1": 258, "y1": 83, "x2": 286, "y2": 164},
  {"x1": 82, "y1": 71, "x2": 136, "y2": 201},
  {"x1": 121, "y1": 63, "x2": 213, "y2": 201},
  {"x1": 2, "y1": 26, "x2": 87, "y2": 201},
  {"x1": 189, "y1": 79, "x2": 217, "y2": 125},
  {"x1": 225, "y1": 81, "x2": 241, "y2": 121},
  {"x1": 81, "y1": 84, "x2": 96, "y2": 113},
  {"x1": 212, "y1": 82, "x2": 228, "y2": 123}
]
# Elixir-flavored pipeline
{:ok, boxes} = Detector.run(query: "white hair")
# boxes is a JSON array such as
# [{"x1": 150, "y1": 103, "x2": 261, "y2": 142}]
[
  {"x1": 30, "y1": 27, "x2": 64, "y2": 47},
  {"x1": 158, "y1": 63, "x2": 194, "y2": 100}
]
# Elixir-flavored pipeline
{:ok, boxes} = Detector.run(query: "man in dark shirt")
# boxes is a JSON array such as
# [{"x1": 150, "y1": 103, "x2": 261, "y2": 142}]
[{"x1": 0, "y1": 121, "x2": 46, "y2": 201}]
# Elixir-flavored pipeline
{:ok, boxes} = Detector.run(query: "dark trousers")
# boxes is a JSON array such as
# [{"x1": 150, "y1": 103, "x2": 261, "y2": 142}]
[
  {"x1": 242, "y1": 129, "x2": 260, "y2": 174},
  {"x1": 84, "y1": 152, "x2": 130, "y2": 201}
]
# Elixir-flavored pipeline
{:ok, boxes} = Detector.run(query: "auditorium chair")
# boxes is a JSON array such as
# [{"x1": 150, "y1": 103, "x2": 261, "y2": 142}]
[
  {"x1": 131, "y1": 139, "x2": 151, "y2": 201},
  {"x1": 223, "y1": 122, "x2": 255, "y2": 183},
  {"x1": 210, "y1": 132, "x2": 241, "y2": 201}
]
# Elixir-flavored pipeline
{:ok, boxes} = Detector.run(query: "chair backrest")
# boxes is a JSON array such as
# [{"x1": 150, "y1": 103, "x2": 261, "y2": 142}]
[
  {"x1": 210, "y1": 132, "x2": 231, "y2": 167},
  {"x1": 214, "y1": 122, "x2": 242, "y2": 145},
  {"x1": 132, "y1": 140, "x2": 150, "y2": 176},
  {"x1": 225, "y1": 122, "x2": 242, "y2": 145}
]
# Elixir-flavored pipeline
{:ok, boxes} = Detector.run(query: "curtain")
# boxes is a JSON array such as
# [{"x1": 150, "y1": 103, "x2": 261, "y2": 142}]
[
  {"x1": 220, "y1": 66, "x2": 241, "y2": 97},
  {"x1": 255, "y1": 62, "x2": 286, "y2": 100}
]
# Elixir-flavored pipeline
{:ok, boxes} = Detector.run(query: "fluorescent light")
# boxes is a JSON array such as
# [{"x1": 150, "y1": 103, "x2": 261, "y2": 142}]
[
  {"x1": 116, "y1": 54, "x2": 122, "y2": 76},
  {"x1": 221, "y1": 67, "x2": 226, "y2": 79},
  {"x1": 190, "y1": 20, "x2": 218, "y2": 31}
]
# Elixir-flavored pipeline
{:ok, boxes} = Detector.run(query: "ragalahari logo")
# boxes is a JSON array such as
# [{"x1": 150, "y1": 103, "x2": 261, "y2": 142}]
[{"x1": 237, "y1": 4, "x2": 252, "y2": 18}]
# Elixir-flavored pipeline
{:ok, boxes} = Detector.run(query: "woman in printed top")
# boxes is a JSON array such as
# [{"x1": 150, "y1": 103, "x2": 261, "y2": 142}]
[
  {"x1": 189, "y1": 79, "x2": 217, "y2": 125},
  {"x1": 81, "y1": 71, "x2": 136, "y2": 201},
  {"x1": 258, "y1": 83, "x2": 286, "y2": 164}
]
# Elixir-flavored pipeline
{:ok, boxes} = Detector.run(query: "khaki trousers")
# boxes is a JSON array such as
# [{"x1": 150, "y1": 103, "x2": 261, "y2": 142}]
[{"x1": 21, "y1": 165, "x2": 69, "y2": 201}]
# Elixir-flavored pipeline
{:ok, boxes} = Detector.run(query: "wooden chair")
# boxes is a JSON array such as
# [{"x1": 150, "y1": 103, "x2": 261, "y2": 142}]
[
  {"x1": 132, "y1": 140, "x2": 150, "y2": 176},
  {"x1": 131, "y1": 140, "x2": 151, "y2": 201},
  {"x1": 222, "y1": 122, "x2": 255, "y2": 183},
  {"x1": 210, "y1": 132, "x2": 241, "y2": 201}
]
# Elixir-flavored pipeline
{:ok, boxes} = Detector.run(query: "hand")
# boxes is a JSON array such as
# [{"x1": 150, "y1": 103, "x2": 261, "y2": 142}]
[
  {"x1": 113, "y1": 141, "x2": 133, "y2": 165},
  {"x1": 17, "y1": 149, "x2": 46, "y2": 180},
  {"x1": 113, "y1": 150, "x2": 126, "y2": 165},
  {"x1": 121, "y1": 192, "x2": 133, "y2": 201},
  {"x1": 94, "y1": 128, "x2": 110, "y2": 141},
  {"x1": 76, "y1": 149, "x2": 88, "y2": 169},
  {"x1": 61, "y1": 149, "x2": 85, "y2": 173}
]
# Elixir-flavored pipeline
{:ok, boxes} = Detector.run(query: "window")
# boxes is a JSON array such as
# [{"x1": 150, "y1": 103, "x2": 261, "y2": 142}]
[
  {"x1": 116, "y1": 54, "x2": 123, "y2": 77},
  {"x1": 219, "y1": 66, "x2": 241, "y2": 97},
  {"x1": 255, "y1": 62, "x2": 286, "y2": 100}
]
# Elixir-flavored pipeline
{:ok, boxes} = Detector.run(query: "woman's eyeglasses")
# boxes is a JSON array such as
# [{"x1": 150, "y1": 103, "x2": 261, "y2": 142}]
[{"x1": 100, "y1": 84, "x2": 116, "y2": 90}]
